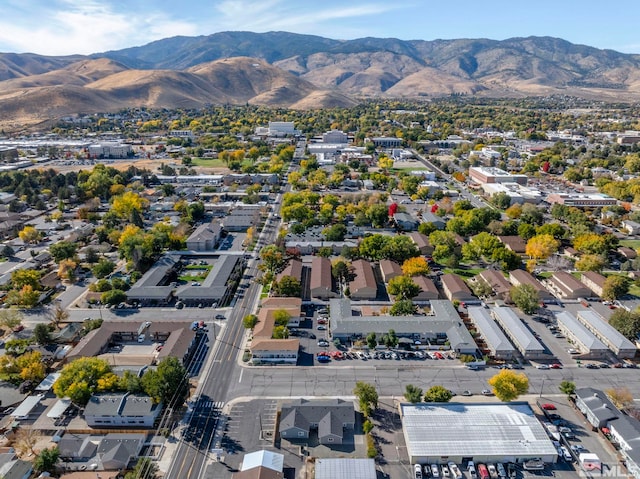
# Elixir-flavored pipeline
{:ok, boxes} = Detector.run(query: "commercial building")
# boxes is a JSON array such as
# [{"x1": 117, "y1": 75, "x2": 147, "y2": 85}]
[
  {"x1": 546, "y1": 193, "x2": 617, "y2": 208},
  {"x1": 250, "y1": 339, "x2": 300, "y2": 365},
  {"x1": 88, "y1": 143, "x2": 133, "y2": 159},
  {"x1": 545, "y1": 271, "x2": 592, "y2": 299},
  {"x1": 401, "y1": 402, "x2": 557, "y2": 464},
  {"x1": 315, "y1": 459, "x2": 376, "y2": 479},
  {"x1": 441, "y1": 274, "x2": 475, "y2": 303},
  {"x1": 555, "y1": 312, "x2": 608, "y2": 359},
  {"x1": 268, "y1": 121, "x2": 300, "y2": 136},
  {"x1": 322, "y1": 129, "x2": 349, "y2": 143},
  {"x1": 349, "y1": 260, "x2": 377, "y2": 300},
  {"x1": 329, "y1": 299, "x2": 477, "y2": 354},
  {"x1": 234, "y1": 450, "x2": 284, "y2": 479},
  {"x1": 576, "y1": 310, "x2": 637, "y2": 358},
  {"x1": 372, "y1": 137, "x2": 402, "y2": 148},
  {"x1": 575, "y1": 387, "x2": 620, "y2": 429},
  {"x1": 580, "y1": 271, "x2": 607, "y2": 298},
  {"x1": 509, "y1": 269, "x2": 554, "y2": 301},
  {"x1": 469, "y1": 166, "x2": 528, "y2": 186},
  {"x1": 491, "y1": 307, "x2": 546, "y2": 359},
  {"x1": 309, "y1": 256, "x2": 336, "y2": 300},
  {"x1": 467, "y1": 307, "x2": 516, "y2": 359}
]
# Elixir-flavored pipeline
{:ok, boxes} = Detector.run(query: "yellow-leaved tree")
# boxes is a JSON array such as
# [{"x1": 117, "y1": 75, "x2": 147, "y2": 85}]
[
  {"x1": 525, "y1": 234, "x2": 560, "y2": 260},
  {"x1": 488, "y1": 370, "x2": 529, "y2": 402}
]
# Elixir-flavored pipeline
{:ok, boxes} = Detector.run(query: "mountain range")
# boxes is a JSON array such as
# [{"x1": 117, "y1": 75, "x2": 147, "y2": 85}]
[{"x1": 2, "y1": 31, "x2": 640, "y2": 128}]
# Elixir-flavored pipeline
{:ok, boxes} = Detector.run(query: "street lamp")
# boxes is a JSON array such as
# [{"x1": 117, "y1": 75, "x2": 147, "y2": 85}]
[{"x1": 539, "y1": 378, "x2": 545, "y2": 398}]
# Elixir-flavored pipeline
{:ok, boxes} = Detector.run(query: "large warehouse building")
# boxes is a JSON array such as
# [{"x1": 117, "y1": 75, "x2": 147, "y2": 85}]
[{"x1": 401, "y1": 402, "x2": 558, "y2": 465}]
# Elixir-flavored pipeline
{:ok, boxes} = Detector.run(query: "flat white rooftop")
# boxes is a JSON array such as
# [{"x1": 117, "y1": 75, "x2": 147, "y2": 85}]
[{"x1": 401, "y1": 402, "x2": 557, "y2": 459}]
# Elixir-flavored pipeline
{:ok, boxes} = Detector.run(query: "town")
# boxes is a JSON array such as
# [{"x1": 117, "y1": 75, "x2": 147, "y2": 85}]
[{"x1": 0, "y1": 99, "x2": 640, "y2": 479}]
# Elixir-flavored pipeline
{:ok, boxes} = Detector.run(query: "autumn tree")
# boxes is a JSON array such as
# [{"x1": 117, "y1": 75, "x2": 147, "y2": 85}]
[
  {"x1": 602, "y1": 275, "x2": 630, "y2": 301},
  {"x1": 402, "y1": 257, "x2": 430, "y2": 276},
  {"x1": 18, "y1": 225, "x2": 42, "y2": 244},
  {"x1": 243, "y1": 314, "x2": 258, "y2": 329},
  {"x1": 559, "y1": 380, "x2": 576, "y2": 396},
  {"x1": 14, "y1": 428, "x2": 41, "y2": 456},
  {"x1": 575, "y1": 254, "x2": 606, "y2": 272},
  {"x1": 53, "y1": 357, "x2": 114, "y2": 405},
  {"x1": 488, "y1": 370, "x2": 529, "y2": 402},
  {"x1": 259, "y1": 245, "x2": 286, "y2": 274},
  {"x1": 404, "y1": 384, "x2": 423, "y2": 403},
  {"x1": 609, "y1": 309, "x2": 640, "y2": 340},
  {"x1": 424, "y1": 385, "x2": 453, "y2": 403},
  {"x1": 111, "y1": 191, "x2": 148, "y2": 220},
  {"x1": 573, "y1": 233, "x2": 608, "y2": 255},
  {"x1": 525, "y1": 234, "x2": 560, "y2": 260},
  {"x1": 58, "y1": 258, "x2": 77, "y2": 282},
  {"x1": 606, "y1": 387, "x2": 634, "y2": 410},
  {"x1": 510, "y1": 284, "x2": 540, "y2": 314}
]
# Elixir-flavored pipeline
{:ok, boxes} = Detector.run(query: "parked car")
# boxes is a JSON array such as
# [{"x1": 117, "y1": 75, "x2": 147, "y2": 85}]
[
  {"x1": 215, "y1": 314, "x2": 226, "y2": 319},
  {"x1": 467, "y1": 462, "x2": 477, "y2": 479},
  {"x1": 415, "y1": 464, "x2": 423, "y2": 479},
  {"x1": 449, "y1": 463, "x2": 463, "y2": 479},
  {"x1": 536, "y1": 364, "x2": 550, "y2": 370},
  {"x1": 585, "y1": 363, "x2": 599, "y2": 369},
  {"x1": 496, "y1": 463, "x2": 507, "y2": 479},
  {"x1": 317, "y1": 325, "x2": 327, "y2": 330},
  {"x1": 441, "y1": 464, "x2": 451, "y2": 478},
  {"x1": 507, "y1": 463, "x2": 517, "y2": 479},
  {"x1": 550, "y1": 363, "x2": 563, "y2": 369},
  {"x1": 488, "y1": 464, "x2": 499, "y2": 479},
  {"x1": 431, "y1": 464, "x2": 440, "y2": 478},
  {"x1": 482, "y1": 389, "x2": 494, "y2": 396},
  {"x1": 540, "y1": 403, "x2": 556, "y2": 410},
  {"x1": 462, "y1": 390, "x2": 472, "y2": 396}
]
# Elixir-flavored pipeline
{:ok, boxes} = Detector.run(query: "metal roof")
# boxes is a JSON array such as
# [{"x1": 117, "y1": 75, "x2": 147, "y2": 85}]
[
  {"x1": 576, "y1": 310, "x2": 637, "y2": 353},
  {"x1": 315, "y1": 459, "x2": 376, "y2": 479},
  {"x1": 555, "y1": 312, "x2": 608, "y2": 351},
  {"x1": 491, "y1": 307, "x2": 545, "y2": 353},
  {"x1": 402, "y1": 402, "x2": 557, "y2": 459},
  {"x1": 468, "y1": 307, "x2": 516, "y2": 354}
]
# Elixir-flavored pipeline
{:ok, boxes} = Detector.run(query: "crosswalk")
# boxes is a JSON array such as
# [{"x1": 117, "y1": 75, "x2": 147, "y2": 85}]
[{"x1": 198, "y1": 400, "x2": 224, "y2": 411}]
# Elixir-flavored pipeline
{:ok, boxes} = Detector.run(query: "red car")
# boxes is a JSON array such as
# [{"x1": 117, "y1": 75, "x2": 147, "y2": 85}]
[
  {"x1": 541, "y1": 403, "x2": 557, "y2": 410},
  {"x1": 550, "y1": 363, "x2": 563, "y2": 369}
]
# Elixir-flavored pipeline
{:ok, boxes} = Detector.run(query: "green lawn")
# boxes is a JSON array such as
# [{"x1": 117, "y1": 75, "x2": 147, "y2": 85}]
[
  {"x1": 444, "y1": 267, "x2": 484, "y2": 277},
  {"x1": 190, "y1": 157, "x2": 254, "y2": 168},
  {"x1": 620, "y1": 239, "x2": 640, "y2": 249},
  {"x1": 628, "y1": 284, "x2": 640, "y2": 297}
]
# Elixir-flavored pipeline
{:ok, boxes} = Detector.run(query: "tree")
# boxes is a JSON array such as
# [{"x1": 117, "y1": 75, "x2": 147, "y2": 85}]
[
  {"x1": 323, "y1": 223, "x2": 347, "y2": 241},
  {"x1": 125, "y1": 457, "x2": 158, "y2": 479},
  {"x1": 488, "y1": 370, "x2": 529, "y2": 402},
  {"x1": 53, "y1": 357, "x2": 113, "y2": 405},
  {"x1": 404, "y1": 384, "x2": 423, "y2": 403},
  {"x1": 354, "y1": 381, "x2": 378, "y2": 417},
  {"x1": 92, "y1": 258, "x2": 116, "y2": 279},
  {"x1": 272, "y1": 325, "x2": 289, "y2": 339},
  {"x1": 101, "y1": 289, "x2": 127, "y2": 306},
  {"x1": 559, "y1": 380, "x2": 576, "y2": 396},
  {"x1": 573, "y1": 233, "x2": 608, "y2": 255},
  {"x1": 0, "y1": 244, "x2": 14, "y2": 258},
  {"x1": 11, "y1": 269, "x2": 41, "y2": 289},
  {"x1": 0, "y1": 309, "x2": 22, "y2": 333},
  {"x1": 34, "y1": 323, "x2": 52, "y2": 345},
  {"x1": 366, "y1": 332, "x2": 377, "y2": 349},
  {"x1": 575, "y1": 254, "x2": 606, "y2": 272},
  {"x1": 525, "y1": 234, "x2": 560, "y2": 260},
  {"x1": 49, "y1": 241, "x2": 77, "y2": 262},
  {"x1": 33, "y1": 446, "x2": 60, "y2": 474},
  {"x1": 49, "y1": 303, "x2": 69, "y2": 329},
  {"x1": 14, "y1": 428, "x2": 40, "y2": 456},
  {"x1": 243, "y1": 314, "x2": 258, "y2": 329},
  {"x1": 602, "y1": 275, "x2": 630, "y2": 301},
  {"x1": 58, "y1": 258, "x2": 77, "y2": 282},
  {"x1": 424, "y1": 385, "x2": 453, "y2": 403},
  {"x1": 390, "y1": 299, "x2": 417, "y2": 316},
  {"x1": 111, "y1": 191, "x2": 147, "y2": 220},
  {"x1": 606, "y1": 387, "x2": 634, "y2": 410},
  {"x1": 609, "y1": 309, "x2": 640, "y2": 340},
  {"x1": 18, "y1": 225, "x2": 41, "y2": 244},
  {"x1": 259, "y1": 245, "x2": 286, "y2": 273},
  {"x1": 402, "y1": 257, "x2": 430, "y2": 277},
  {"x1": 141, "y1": 356, "x2": 188, "y2": 407},
  {"x1": 273, "y1": 276, "x2": 301, "y2": 297},
  {"x1": 388, "y1": 276, "x2": 420, "y2": 300},
  {"x1": 510, "y1": 283, "x2": 540, "y2": 315}
]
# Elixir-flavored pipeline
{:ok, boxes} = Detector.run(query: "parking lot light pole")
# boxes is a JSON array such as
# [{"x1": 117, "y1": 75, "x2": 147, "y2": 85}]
[{"x1": 539, "y1": 378, "x2": 545, "y2": 398}]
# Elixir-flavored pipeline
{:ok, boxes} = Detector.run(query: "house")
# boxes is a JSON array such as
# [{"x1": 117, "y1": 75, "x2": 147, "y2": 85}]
[
  {"x1": 84, "y1": 393, "x2": 161, "y2": 428},
  {"x1": 580, "y1": 271, "x2": 607, "y2": 298},
  {"x1": 0, "y1": 453, "x2": 31, "y2": 479},
  {"x1": 420, "y1": 212, "x2": 446, "y2": 230},
  {"x1": 407, "y1": 231, "x2": 433, "y2": 255},
  {"x1": 379, "y1": 259, "x2": 402, "y2": 283},
  {"x1": 250, "y1": 339, "x2": 299, "y2": 365},
  {"x1": 618, "y1": 246, "x2": 638, "y2": 260},
  {"x1": 349, "y1": 260, "x2": 377, "y2": 300},
  {"x1": 477, "y1": 270, "x2": 512, "y2": 300},
  {"x1": 623, "y1": 220, "x2": 640, "y2": 235},
  {"x1": 545, "y1": 271, "x2": 592, "y2": 299},
  {"x1": 574, "y1": 387, "x2": 619, "y2": 429},
  {"x1": 440, "y1": 273, "x2": 475, "y2": 303},
  {"x1": 222, "y1": 208, "x2": 260, "y2": 232},
  {"x1": 497, "y1": 236, "x2": 527, "y2": 254},
  {"x1": 186, "y1": 221, "x2": 222, "y2": 251},
  {"x1": 412, "y1": 276, "x2": 440, "y2": 301},
  {"x1": 508, "y1": 269, "x2": 554, "y2": 301},
  {"x1": 279, "y1": 399, "x2": 355, "y2": 445},
  {"x1": 309, "y1": 256, "x2": 336, "y2": 300},
  {"x1": 97, "y1": 433, "x2": 146, "y2": 470},
  {"x1": 276, "y1": 258, "x2": 303, "y2": 285},
  {"x1": 233, "y1": 450, "x2": 284, "y2": 479},
  {"x1": 393, "y1": 212, "x2": 419, "y2": 231}
]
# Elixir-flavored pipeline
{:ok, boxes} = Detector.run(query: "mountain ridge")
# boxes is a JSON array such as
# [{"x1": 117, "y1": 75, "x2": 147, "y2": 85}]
[{"x1": 2, "y1": 32, "x2": 640, "y2": 128}]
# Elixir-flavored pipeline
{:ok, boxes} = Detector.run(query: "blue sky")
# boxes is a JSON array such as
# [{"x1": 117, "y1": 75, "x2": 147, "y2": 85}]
[{"x1": 1, "y1": 0, "x2": 639, "y2": 56}]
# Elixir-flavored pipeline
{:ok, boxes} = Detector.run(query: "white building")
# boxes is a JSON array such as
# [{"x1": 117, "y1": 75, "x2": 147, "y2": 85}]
[{"x1": 268, "y1": 121, "x2": 300, "y2": 137}]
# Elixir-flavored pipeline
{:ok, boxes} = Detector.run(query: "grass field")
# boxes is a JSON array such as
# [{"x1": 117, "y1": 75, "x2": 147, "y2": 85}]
[
  {"x1": 620, "y1": 239, "x2": 640, "y2": 249},
  {"x1": 190, "y1": 158, "x2": 227, "y2": 168}
]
